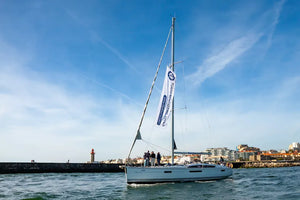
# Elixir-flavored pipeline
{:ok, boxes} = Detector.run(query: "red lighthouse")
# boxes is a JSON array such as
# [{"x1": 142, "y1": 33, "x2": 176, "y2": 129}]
[{"x1": 91, "y1": 148, "x2": 95, "y2": 163}]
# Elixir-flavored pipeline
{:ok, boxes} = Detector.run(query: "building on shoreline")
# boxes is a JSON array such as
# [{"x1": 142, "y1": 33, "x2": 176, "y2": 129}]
[
  {"x1": 203, "y1": 147, "x2": 238, "y2": 162},
  {"x1": 203, "y1": 146, "x2": 260, "y2": 162},
  {"x1": 100, "y1": 142, "x2": 300, "y2": 164},
  {"x1": 289, "y1": 142, "x2": 300, "y2": 152},
  {"x1": 237, "y1": 144, "x2": 260, "y2": 152}
]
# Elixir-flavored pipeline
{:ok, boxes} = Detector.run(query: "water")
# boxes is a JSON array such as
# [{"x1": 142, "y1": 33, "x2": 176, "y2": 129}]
[{"x1": 0, "y1": 167, "x2": 299, "y2": 200}]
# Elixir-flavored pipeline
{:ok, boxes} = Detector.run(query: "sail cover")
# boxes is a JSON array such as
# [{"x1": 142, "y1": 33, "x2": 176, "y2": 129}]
[{"x1": 156, "y1": 66, "x2": 176, "y2": 127}]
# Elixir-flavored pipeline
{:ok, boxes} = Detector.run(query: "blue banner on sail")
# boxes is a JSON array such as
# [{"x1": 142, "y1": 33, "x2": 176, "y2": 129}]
[{"x1": 156, "y1": 66, "x2": 176, "y2": 127}]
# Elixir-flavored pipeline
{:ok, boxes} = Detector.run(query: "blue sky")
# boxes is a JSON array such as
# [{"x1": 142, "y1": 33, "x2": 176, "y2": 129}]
[{"x1": 0, "y1": 0, "x2": 299, "y2": 162}]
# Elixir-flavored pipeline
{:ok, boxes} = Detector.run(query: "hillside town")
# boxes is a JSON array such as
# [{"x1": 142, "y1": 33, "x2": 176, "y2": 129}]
[{"x1": 99, "y1": 142, "x2": 300, "y2": 166}]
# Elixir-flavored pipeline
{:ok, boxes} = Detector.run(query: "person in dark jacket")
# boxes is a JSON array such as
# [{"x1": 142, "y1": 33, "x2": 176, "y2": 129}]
[
  {"x1": 157, "y1": 152, "x2": 161, "y2": 166},
  {"x1": 143, "y1": 152, "x2": 147, "y2": 167},
  {"x1": 145, "y1": 151, "x2": 150, "y2": 166},
  {"x1": 150, "y1": 151, "x2": 156, "y2": 166}
]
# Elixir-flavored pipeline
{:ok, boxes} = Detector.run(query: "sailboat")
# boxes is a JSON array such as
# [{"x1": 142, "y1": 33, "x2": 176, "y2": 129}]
[{"x1": 126, "y1": 17, "x2": 232, "y2": 184}]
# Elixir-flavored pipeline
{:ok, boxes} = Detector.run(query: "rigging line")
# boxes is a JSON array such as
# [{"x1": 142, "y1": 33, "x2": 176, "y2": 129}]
[
  {"x1": 167, "y1": 60, "x2": 184, "y2": 68},
  {"x1": 174, "y1": 107, "x2": 187, "y2": 110},
  {"x1": 181, "y1": 63, "x2": 188, "y2": 147},
  {"x1": 127, "y1": 26, "x2": 172, "y2": 159},
  {"x1": 182, "y1": 63, "x2": 187, "y2": 111},
  {"x1": 142, "y1": 139, "x2": 171, "y2": 153},
  {"x1": 142, "y1": 142, "x2": 161, "y2": 154},
  {"x1": 148, "y1": 115, "x2": 158, "y2": 149}
]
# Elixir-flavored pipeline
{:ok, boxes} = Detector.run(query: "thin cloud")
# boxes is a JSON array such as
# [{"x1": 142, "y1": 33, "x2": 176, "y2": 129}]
[
  {"x1": 65, "y1": 9, "x2": 137, "y2": 72},
  {"x1": 0, "y1": 66, "x2": 138, "y2": 162},
  {"x1": 275, "y1": 76, "x2": 300, "y2": 100},
  {"x1": 189, "y1": 33, "x2": 262, "y2": 85},
  {"x1": 181, "y1": 109, "x2": 300, "y2": 151},
  {"x1": 189, "y1": 1, "x2": 285, "y2": 86},
  {"x1": 80, "y1": 73, "x2": 143, "y2": 107},
  {"x1": 266, "y1": 0, "x2": 286, "y2": 49},
  {"x1": 89, "y1": 30, "x2": 138, "y2": 72}
]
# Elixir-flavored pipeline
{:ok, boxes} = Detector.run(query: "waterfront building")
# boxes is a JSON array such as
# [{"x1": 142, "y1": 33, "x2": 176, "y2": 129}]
[
  {"x1": 289, "y1": 142, "x2": 300, "y2": 152},
  {"x1": 238, "y1": 151, "x2": 255, "y2": 161},
  {"x1": 204, "y1": 147, "x2": 239, "y2": 161},
  {"x1": 249, "y1": 154, "x2": 273, "y2": 161},
  {"x1": 280, "y1": 149, "x2": 287, "y2": 153},
  {"x1": 237, "y1": 144, "x2": 260, "y2": 152},
  {"x1": 237, "y1": 144, "x2": 248, "y2": 151},
  {"x1": 249, "y1": 154, "x2": 257, "y2": 161},
  {"x1": 268, "y1": 149, "x2": 279, "y2": 154}
]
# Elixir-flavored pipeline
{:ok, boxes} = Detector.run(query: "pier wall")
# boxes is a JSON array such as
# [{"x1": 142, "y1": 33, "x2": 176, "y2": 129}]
[
  {"x1": 1, "y1": 161, "x2": 299, "y2": 173},
  {"x1": 230, "y1": 161, "x2": 300, "y2": 168},
  {"x1": 0, "y1": 162, "x2": 124, "y2": 174}
]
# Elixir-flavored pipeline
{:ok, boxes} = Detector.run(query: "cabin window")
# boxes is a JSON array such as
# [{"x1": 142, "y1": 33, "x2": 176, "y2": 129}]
[
  {"x1": 164, "y1": 171, "x2": 172, "y2": 173},
  {"x1": 221, "y1": 169, "x2": 225, "y2": 172},
  {"x1": 203, "y1": 165, "x2": 216, "y2": 168},
  {"x1": 188, "y1": 165, "x2": 202, "y2": 168},
  {"x1": 189, "y1": 170, "x2": 202, "y2": 173}
]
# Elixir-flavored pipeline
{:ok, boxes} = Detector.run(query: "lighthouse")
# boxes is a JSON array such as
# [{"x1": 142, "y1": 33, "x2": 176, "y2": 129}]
[{"x1": 91, "y1": 148, "x2": 95, "y2": 163}]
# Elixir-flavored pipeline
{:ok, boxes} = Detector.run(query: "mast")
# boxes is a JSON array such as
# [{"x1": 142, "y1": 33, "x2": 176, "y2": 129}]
[{"x1": 171, "y1": 17, "x2": 175, "y2": 165}]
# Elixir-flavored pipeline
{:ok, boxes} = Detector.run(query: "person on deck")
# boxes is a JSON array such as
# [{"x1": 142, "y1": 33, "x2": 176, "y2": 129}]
[
  {"x1": 145, "y1": 151, "x2": 150, "y2": 166},
  {"x1": 150, "y1": 151, "x2": 156, "y2": 166},
  {"x1": 143, "y1": 152, "x2": 147, "y2": 167},
  {"x1": 157, "y1": 152, "x2": 161, "y2": 166},
  {"x1": 220, "y1": 156, "x2": 224, "y2": 165}
]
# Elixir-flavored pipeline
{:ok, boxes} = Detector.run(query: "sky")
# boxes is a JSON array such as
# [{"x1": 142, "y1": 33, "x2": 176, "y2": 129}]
[{"x1": 0, "y1": 0, "x2": 299, "y2": 162}]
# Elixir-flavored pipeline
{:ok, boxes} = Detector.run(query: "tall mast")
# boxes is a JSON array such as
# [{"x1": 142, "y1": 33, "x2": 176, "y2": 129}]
[{"x1": 171, "y1": 17, "x2": 175, "y2": 165}]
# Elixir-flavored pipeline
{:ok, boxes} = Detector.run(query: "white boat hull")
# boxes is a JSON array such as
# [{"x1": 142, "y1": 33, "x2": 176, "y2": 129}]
[{"x1": 126, "y1": 164, "x2": 233, "y2": 184}]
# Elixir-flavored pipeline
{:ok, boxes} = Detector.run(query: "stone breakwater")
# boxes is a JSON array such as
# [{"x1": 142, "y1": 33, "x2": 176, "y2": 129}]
[
  {"x1": 0, "y1": 162, "x2": 124, "y2": 174},
  {"x1": 231, "y1": 161, "x2": 300, "y2": 168},
  {"x1": 1, "y1": 161, "x2": 299, "y2": 173}
]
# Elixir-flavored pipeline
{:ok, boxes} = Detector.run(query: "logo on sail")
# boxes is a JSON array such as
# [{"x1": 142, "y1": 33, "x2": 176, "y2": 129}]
[{"x1": 168, "y1": 71, "x2": 175, "y2": 81}]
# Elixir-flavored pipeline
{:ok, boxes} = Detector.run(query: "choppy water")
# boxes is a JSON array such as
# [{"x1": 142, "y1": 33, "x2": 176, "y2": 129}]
[{"x1": 0, "y1": 167, "x2": 299, "y2": 200}]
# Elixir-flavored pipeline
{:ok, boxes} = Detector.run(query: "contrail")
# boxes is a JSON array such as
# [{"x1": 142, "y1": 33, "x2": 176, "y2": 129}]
[
  {"x1": 65, "y1": 9, "x2": 138, "y2": 73},
  {"x1": 189, "y1": 33, "x2": 262, "y2": 86},
  {"x1": 89, "y1": 30, "x2": 138, "y2": 73},
  {"x1": 188, "y1": 1, "x2": 285, "y2": 86},
  {"x1": 80, "y1": 73, "x2": 143, "y2": 107},
  {"x1": 266, "y1": 0, "x2": 286, "y2": 49}
]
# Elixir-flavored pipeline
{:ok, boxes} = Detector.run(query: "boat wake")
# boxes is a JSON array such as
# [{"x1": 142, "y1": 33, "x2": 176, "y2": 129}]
[
  {"x1": 195, "y1": 180, "x2": 217, "y2": 183},
  {"x1": 127, "y1": 182, "x2": 175, "y2": 188}
]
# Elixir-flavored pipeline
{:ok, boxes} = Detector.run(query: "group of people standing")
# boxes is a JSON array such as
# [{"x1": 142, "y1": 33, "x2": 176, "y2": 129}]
[{"x1": 143, "y1": 151, "x2": 161, "y2": 167}]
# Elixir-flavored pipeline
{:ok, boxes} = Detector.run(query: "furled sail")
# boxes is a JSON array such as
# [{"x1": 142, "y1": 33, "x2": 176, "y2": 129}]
[{"x1": 156, "y1": 66, "x2": 176, "y2": 127}]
